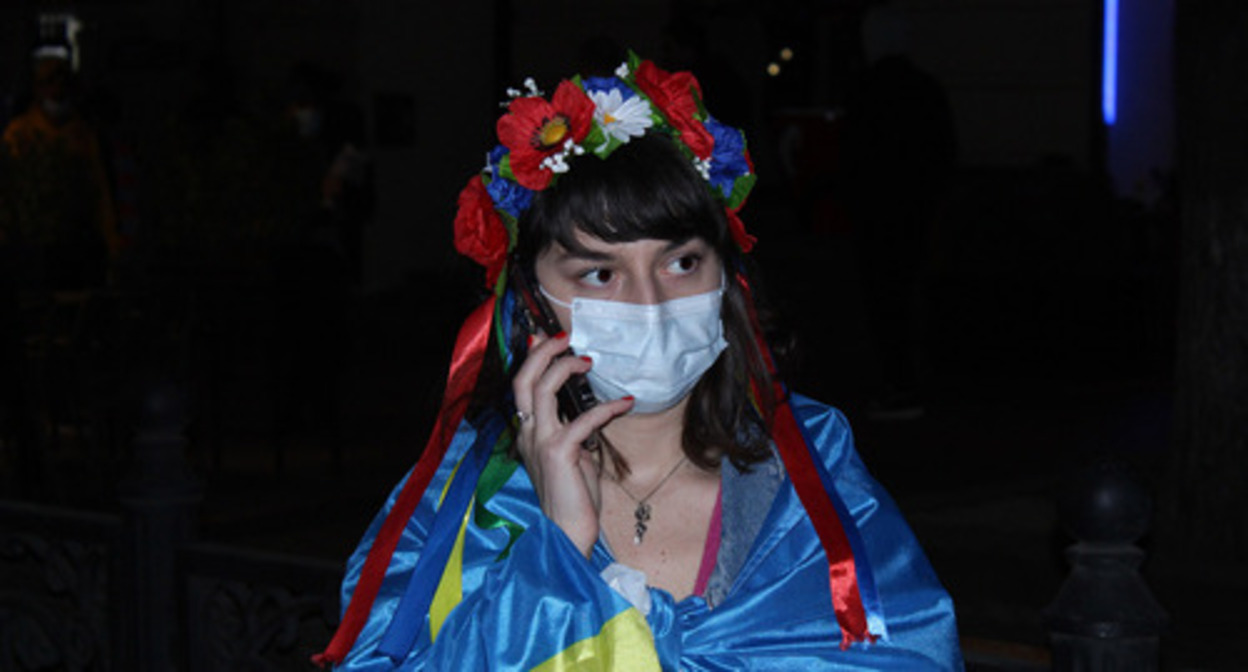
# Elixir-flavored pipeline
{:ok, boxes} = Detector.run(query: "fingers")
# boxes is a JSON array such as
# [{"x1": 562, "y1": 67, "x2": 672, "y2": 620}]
[
  {"x1": 511, "y1": 331, "x2": 568, "y2": 423},
  {"x1": 508, "y1": 334, "x2": 633, "y2": 559},
  {"x1": 511, "y1": 332, "x2": 635, "y2": 464},
  {"x1": 561, "y1": 396, "x2": 634, "y2": 446},
  {"x1": 530, "y1": 354, "x2": 592, "y2": 428}
]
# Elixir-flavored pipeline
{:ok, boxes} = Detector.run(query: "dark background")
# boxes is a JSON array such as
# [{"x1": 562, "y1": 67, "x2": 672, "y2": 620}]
[{"x1": 4, "y1": 0, "x2": 1240, "y2": 670}]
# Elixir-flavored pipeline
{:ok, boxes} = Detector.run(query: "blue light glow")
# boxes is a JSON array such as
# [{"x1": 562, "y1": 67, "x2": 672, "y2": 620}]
[{"x1": 1102, "y1": 0, "x2": 1118, "y2": 125}]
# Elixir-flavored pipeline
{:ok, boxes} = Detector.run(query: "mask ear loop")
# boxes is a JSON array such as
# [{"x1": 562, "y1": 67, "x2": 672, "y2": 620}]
[{"x1": 538, "y1": 284, "x2": 572, "y2": 310}]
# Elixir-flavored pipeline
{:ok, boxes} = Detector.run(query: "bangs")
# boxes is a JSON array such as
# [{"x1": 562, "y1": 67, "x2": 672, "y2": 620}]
[{"x1": 517, "y1": 133, "x2": 729, "y2": 260}]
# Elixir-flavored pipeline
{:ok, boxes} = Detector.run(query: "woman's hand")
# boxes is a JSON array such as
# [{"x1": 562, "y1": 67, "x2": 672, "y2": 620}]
[{"x1": 512, "y1": 332, "x2": 634, "y2": 557}]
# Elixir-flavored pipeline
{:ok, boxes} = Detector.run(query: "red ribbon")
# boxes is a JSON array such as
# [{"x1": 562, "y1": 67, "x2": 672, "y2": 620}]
[
  {"x1": 770, "y1": 398, "x2": 871, "y2": 648},
  {"x1": 314, "y1": 296, "x2": 497, "y2": 667},
  {"x1": 736, "y1": 272, "x2": 871, "y2": 648}
]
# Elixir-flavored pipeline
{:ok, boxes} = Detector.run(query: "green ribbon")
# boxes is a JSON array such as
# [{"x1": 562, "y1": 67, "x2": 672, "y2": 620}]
[{"x1": 473, "y1": 431, "x2": 524, "y2": 560}]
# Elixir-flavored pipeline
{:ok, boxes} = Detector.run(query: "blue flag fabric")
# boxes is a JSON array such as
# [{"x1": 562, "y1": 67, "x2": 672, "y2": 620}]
[{"x1": 333, "y1": 394, "x2": 963, "y2": 670}]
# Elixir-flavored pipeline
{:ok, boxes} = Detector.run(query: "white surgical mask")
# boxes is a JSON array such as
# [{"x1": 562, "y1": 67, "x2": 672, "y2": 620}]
[{"x1": 541, "y1": 284, "x2": 728, "y2": 414}]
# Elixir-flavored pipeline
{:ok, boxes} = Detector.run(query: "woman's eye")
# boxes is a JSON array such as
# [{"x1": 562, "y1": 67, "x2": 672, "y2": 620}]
[
  {"x1": 579, "y1": 268, "x2": 613, "y2": 287},
  {"x1": 667, "y1": 254, "x2": 701, "y2": 275}
]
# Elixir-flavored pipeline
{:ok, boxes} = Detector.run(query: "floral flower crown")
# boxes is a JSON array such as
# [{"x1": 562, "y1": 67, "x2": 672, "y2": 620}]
[{"x1": 453, "y1": 51, "x2": 758, "y2": 289}]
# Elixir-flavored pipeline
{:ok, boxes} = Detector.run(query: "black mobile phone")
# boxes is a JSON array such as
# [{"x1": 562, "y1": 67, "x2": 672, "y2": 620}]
[{"x1": 510, "y1": 255, "x2": 599, "y2": 422}]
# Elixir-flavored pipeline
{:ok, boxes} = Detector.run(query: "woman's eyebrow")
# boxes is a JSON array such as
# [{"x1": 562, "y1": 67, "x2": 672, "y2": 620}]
[
  {"x1": 554, "y1": 237, "x2": 698, "y2": 262},
  {"x1": 662, "y1": 237, "x2": 696, "y2": 253},
  {"x1": 555, "y1": 246, "x2": 614, "y2": 263}
]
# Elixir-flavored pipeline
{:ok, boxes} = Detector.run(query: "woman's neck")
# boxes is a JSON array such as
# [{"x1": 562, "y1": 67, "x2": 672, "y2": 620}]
[{"x1": 600, "y1": 398, "x2": 690, "y2": 482}]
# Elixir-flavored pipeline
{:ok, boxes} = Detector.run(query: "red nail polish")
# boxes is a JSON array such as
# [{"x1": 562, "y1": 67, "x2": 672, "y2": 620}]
[
  {"x1": 554, "y1": 330, "x2": 567, "y2": 340},
  {"x1": 622, "y1": 395, "x2": 635, "y2": 401},
  {"x1": 526, "y1": 334, "x2": 535, "y2": 348},
  {"x1": 580, "y1": 355, "x2": 592, "y2": 363}
]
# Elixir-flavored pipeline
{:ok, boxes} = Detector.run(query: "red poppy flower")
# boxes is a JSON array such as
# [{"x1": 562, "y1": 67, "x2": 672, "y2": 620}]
[
  {"x1": 496, "y1": 80, "x2": 595, "y2": 190},
  {"x1": 453, "y1": 176, "x2": 510, "y2": 287},
  {"x1": 633, "y1": 60, "x2": 714, "y2": 159}
]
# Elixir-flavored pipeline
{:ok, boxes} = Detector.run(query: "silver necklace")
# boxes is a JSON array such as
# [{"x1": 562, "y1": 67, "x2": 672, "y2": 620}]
[{"x1": 614, "y1": 456, "x2": 688, "y2": 545}]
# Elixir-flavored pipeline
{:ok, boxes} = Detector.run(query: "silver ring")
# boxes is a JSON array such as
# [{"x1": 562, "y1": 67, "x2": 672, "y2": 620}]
[{"x1": 514, "y1": 409, "x2": 532, "y2": 424}]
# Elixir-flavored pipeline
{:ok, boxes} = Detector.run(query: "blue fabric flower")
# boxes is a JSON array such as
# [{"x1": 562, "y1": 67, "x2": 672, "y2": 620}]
[
  {"x1": 582, "y1": 76, "x2": 635, "y2": 100},
  {"x1": 705, "y1": 118, "x2": 750, "y2": 199},
  {"x1": 488, "y1": 145, "x2": 508, "y2": 167},
  {"x1": 486, "y1": 147, "x2": 534, "y2": 218}
]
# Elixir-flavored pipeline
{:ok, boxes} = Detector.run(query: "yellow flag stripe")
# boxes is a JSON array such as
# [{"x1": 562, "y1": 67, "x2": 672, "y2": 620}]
[
  {"x1": 530, "y1": 608, "x2": 661, "y2": 671},
  {"x1": 428, "y1": 450, "x2": 470, "y2": 641},
  {"x1": 429, "y1": 495, "x2": 471, "y2": 641},
  {"x1": 437, "y1": 453, "x2": 466, "y2": 505}
]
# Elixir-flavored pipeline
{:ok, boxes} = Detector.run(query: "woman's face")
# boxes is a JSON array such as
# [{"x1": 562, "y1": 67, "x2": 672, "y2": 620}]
[{"x1": 533, "y1": 228, "x2": 723, "y2": 328}]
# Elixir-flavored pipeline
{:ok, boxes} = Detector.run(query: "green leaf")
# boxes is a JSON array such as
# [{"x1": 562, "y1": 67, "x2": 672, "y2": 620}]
[
  {"x1": 498, "y1": 154, "x2": 516, "y2": 181},
  {"x1": 726, "y1": 173, "x2": 758, "y2": 210},
  {"x1": 589, "y1": 126, "x2": 628, "y2": 158},
  {"x1": 627, "y1": 50, "x2": 644, "y2": 74}
]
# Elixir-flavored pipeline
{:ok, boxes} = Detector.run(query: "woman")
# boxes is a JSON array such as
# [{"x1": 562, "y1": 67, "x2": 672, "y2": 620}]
[{"x1": 317, "y1": 54, "x2": 961, "y2": 670}]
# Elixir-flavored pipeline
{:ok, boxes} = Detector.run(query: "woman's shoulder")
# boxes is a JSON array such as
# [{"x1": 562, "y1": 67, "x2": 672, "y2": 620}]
[
  {"x1": 787, "y1": 392, "x2": 858, "y2": 463},
  {"x1": 789, "y1": 392, "x2": 850, "y2": 428},
  {"x1": 783, "y1": 392, "x2": 895, "y2": 513}
]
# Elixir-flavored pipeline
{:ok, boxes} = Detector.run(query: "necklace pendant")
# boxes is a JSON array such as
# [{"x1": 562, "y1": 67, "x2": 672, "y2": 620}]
[
  {"x1": 615, "y1": 457, "x2": 685, "y2": 546},
  {"x1": 633, "y1": 502, "x2": 652, "y2": 544}
]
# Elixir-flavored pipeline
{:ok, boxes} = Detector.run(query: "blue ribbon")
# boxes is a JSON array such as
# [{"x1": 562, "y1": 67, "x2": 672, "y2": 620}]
[{"x1": 378, "y1": 414, "x2": 503, "y2": 662}]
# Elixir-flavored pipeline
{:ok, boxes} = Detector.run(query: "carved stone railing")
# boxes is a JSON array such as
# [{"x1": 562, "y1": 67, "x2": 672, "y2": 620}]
[
  {"x1": 0, "y1": 501, "x2": 125, "y2": 671},
  {"x1": 0, "y1": 372, "x2": 343, "y2": 671},
  {"x1": 179, "y1": 543, "x2": 341, "y2": 672}
]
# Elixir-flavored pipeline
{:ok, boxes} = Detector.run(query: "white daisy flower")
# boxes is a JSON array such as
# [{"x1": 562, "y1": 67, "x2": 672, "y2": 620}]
[{"x1": 589, "y1": 89, "x2": 654, "y2": 144}]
